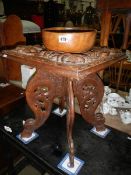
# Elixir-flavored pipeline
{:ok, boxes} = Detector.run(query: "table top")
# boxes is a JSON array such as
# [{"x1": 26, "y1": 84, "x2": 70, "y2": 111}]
[
  {"x1": 2, "y1": 45, "x2": 127, "y2": 80},
  {"x1": 0, "y1": 104, "x2": 130, "y2": 175}
]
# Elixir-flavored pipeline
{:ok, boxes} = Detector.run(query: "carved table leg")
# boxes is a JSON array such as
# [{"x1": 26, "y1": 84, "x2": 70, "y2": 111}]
[
  {"x1": 73, "y1": 73, "x2": 105, "y2": 131},
  {"x1": 67, "y1": 79, "x2": 75, "y2": 167},
  {"x1": 21, "y1": 70, "x2": 56, "y2": 138}
]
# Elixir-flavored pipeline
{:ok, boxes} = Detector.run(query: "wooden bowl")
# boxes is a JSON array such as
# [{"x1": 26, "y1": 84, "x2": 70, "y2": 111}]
[{"x1": 42, "y1": 27, "x2": 97, "y2": 53}]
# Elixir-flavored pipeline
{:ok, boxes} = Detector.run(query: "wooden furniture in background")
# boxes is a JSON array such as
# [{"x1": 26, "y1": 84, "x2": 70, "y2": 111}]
[
  {"x1": 122, "y1": 13, "x2": 131, "y2": 49},
  {"x1": 0, "y1": 22, "x2": 4, "y2": 47},
  {"x1": 0, "y1": 16, "x2": 26, "y2": 171},
  {"x1": 97, "y1": 0, "x2": 131, "y2": 91},
  {"x1": 0, "y1": 22, "x2": 7, "y2": 80},
  {"x1": 4, "y1": 15, "x2": 26, "y2": 46},
  {"x1": 109, "y1": 14, "x2": 126, "y2": 48},
  {"x1": 108, "y1": 60, "x2": 131, "y2": 92},
  {"x1": 0, "y1": 82, "x2": 25, "y2": 116},
  {"x1": 0, "y1": 82, "x2": 25, "y2": 173},
  {"x1": 0, "y1": 15, "x2": 26, "y2": 81},
  {"x1": 97, "y1": 0, "x2": 131, "y2": 49}
]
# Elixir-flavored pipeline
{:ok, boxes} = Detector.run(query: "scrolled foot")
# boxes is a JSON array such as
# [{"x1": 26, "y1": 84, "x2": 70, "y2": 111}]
[
  {"x1": 94, "y1": 112, "x2": 105, "y2": 131},
  {"x1": 20, "y1": 118, "x2": 35, "y2": 138}
]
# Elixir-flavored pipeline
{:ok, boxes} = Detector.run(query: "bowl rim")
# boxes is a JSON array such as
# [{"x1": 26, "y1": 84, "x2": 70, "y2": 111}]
[{"x1": 42, "y1": 27, "x2": 97, "y2": 33}]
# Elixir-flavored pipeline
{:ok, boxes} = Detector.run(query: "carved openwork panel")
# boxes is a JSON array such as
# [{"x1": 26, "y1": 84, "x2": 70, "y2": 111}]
[
  {"x1": 73, "y1": 73, "x2": 104, "y2": 124},
  {"x1": 26, "y1": 69, "x2": 66, "y2": 117}
]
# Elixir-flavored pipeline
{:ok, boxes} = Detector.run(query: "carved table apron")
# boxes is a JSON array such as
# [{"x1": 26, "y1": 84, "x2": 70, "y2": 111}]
[{"x1": 2, "y1": 46, "x2": 127, "y2": 167}]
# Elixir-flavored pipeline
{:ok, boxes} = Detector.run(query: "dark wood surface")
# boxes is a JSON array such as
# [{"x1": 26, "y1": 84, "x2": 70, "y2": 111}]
[{"x1": 0, "y1": 83, "x2": 25, "y2": 116}]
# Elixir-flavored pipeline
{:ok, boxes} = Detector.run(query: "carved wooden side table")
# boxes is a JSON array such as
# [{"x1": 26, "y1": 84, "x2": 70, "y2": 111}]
[{"x1": 2, "y1": 45, "x2": 127, "y2": 167}]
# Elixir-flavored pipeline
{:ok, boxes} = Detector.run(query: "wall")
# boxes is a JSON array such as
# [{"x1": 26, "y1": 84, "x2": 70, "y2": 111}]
[
  {"x1": 57, "y1": 0, "x2": 96, "y2": 12},
  {"x1": 27, "y1": 0, "x2": 97, "y2": 12}
]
